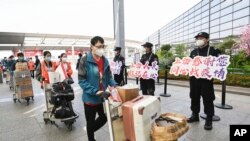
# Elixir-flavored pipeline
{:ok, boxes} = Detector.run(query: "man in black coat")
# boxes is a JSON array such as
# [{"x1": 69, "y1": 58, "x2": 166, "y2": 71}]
[
  {"x1": 188, "y1": 32, "x2": 221, "y2": 130},
  {"x1": 113, "y1": 47, "x2": 125, "y2": 86},
  {"x1": 140, "y1": 42, "x2": 158, "y2": 96}
]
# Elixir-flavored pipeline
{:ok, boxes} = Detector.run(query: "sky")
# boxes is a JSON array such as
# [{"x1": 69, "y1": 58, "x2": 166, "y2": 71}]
[{"x1": 0, "y1": 0, "x2": 201, "y2": 41}]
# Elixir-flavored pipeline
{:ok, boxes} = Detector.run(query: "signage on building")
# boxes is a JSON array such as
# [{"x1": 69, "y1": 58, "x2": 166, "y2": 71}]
[
  {"x1": 14, "y1": 50, "x2": 43, "y2": 57},
  {"x1": 169, "y1": 55, "x2": 230, "y2": 81},
  {"x1": 66, "y1": 50, "x2": 83, "y2": 56}
]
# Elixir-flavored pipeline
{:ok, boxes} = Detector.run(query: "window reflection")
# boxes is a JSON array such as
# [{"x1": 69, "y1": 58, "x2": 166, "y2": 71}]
[
  {"x1": 220, "y1": 21, "x2": 232, "y2": 31},
  {"x1": 233, "y1": 7, "x2": 249, "y2": 19},
  {"x1": 221, "y1": 6, "x2": 233, "y2": 16},
  {"x1": 220, "y1": 14, "x2": 232, "y2": 23},
  {"x1": 221, "y1": 0, "x2": 233, "y2": 8},
  {"x1": 233, "y1": 16, "x2": 249, "y2": 27},
  {"x1": 220, "y1": 29, "x2": 232, "y2": 38}
]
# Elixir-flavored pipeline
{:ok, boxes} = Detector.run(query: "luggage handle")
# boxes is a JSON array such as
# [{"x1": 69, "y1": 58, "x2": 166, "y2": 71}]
[{"x1": 131, "y1": 96, "x2": 143, "y2": 103}]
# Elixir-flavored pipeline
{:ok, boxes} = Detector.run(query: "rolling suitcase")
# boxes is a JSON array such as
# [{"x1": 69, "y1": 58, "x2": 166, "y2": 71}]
[{"x1": 122, "y1": 95, "x2": 161, "y2": 141}]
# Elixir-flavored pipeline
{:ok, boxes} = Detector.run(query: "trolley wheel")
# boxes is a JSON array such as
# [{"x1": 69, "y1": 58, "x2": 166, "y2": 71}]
[
  {"x1": 44, "y1": 118, "x2": 49, "y2": 124},
  {"x1": 32, "y1": 96, "x2": 34, "y2": 101},
  {"x1": 67, "y1": 123, "x2": 73, "y2": 131},
  {"x1": 26, "y1": 98, "x2": 30, "y2": 106},
  {"x1": 43, "y1": 111, "x2": 49, "y2": 124}
]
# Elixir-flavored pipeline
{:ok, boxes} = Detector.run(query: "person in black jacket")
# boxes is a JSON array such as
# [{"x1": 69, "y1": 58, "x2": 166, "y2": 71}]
[
  {"x1": 76, "y1": 53, "x2": 82, "y2": 70},
  {"x1": 35, "y1": 55, "x2": 40, "y2": 70},
  {"x1": 113, "y1": 47, "x2": 125, "y2": 86},
  {"x1": 140, "y1": 42, "x2": 158, "y2": 96},
  {"x1": 187, "y1": 32, "x2": 221, "y2": 130}
]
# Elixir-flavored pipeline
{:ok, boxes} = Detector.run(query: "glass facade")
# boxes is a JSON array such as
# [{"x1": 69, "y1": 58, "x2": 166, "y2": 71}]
[{"x1": 147, "y1": 0, "x2": 250, "y2": 48}]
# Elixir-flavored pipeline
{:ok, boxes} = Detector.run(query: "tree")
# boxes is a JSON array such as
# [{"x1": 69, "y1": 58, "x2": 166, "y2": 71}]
[
  {"x1": 239, "y1": 25, "x2": 250, "y2": 56},
  {"x1": 161, "y1": 44, "x2": 171, "y2": 52},
  {"x1": 156, "y1": 44, "x2": 174, "y2": 69},
  {"x1": 175, "y1": 44, "x2": 186, "y2": 57},
  {"x1": 216, "y1": 36, "x2": 236, "y2": 54}
]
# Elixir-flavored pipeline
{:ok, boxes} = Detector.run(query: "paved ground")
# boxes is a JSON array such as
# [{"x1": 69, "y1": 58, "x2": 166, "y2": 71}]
[{"x1": 0, "y1": 71, "x2": 250, "y2": 141}]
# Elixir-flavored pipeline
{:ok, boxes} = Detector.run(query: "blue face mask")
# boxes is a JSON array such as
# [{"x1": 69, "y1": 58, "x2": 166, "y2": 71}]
[
  {"x1": 45, "y1": 57, "x2": 51, "y2": 62},
  {"x1": 18, "y1": 57, "x2": 24, "y2": 61}
]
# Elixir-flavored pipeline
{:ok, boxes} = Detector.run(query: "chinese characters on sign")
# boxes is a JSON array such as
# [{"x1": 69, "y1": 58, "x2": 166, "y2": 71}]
[
  {"x1": 128, "y1": 61, "x2": 159, "y2": 80},
  {"x1": 110, "y1": 61, "x2": 123, "y2": 75},
  {"x1": 169, "y1": 55, "x2": 230, "y2": 81}
]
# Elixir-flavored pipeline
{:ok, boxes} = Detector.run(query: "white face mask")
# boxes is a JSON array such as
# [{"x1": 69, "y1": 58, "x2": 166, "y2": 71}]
[
  {"x1": 195, "y1": 40, "x2": 205, "y2": 47},
  {"x1": 62, "y1": 57, "x2": 67, "y2": 62},
  {"x1": 95, "y1": 48, "x2": 105, "y2": 57}
]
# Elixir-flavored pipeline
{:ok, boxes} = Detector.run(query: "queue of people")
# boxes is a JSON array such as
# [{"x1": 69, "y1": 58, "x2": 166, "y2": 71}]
[{"x1": 0, "y1": 32, "x2": 220, "y2": 141}]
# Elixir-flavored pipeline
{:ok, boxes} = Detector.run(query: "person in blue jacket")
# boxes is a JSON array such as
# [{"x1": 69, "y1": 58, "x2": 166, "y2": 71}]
[{"x1": 78, "y1": 36, "x2": 117, "y2": 141}]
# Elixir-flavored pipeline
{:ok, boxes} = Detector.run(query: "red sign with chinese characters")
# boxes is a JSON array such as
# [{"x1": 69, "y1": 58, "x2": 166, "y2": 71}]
[{"x1": 170, "y1": 55, "x2": 230, "y2": 81}]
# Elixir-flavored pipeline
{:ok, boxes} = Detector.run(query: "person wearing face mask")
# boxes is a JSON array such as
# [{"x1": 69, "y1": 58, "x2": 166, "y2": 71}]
[
  {"x1": 35, "y1": 51, "x2": 57, "y2": 89},
  {"x1": 140, "y1": 42, "x2": 159, "y2": 96},
  {"x1": 78, "y1": 36, "x2": 117, "y2": 141},
  {"x1": 28, "y1": 58, "x2": 35, "y2": 79},
  {"x1": 59, "y1": 53, "x2": 73, "y2": 78},
  {"x1": 113, "y1": 46, "x2": 125, "y2": 86},
  {"x1": 12, "y1": 53, "x2": 29, "y2": 71},
  {"x1": 188, "y1": 32, "x2": 221, "y2": 130}
]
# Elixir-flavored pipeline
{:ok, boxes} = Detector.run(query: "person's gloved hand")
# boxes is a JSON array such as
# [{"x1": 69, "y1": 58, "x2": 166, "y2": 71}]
[{"x1": 96, "y1": 91, "x2": 110, "y2": 99}]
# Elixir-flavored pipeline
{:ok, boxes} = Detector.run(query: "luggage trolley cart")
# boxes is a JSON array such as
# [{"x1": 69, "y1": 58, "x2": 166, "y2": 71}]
[
  {"x1": 13, "y1": 71, "x2": 34, "y2": 105},
  {"x1": 9, "y1": 70, "x2": 14, "y2": 90},
  {"x1": 5, "y1": 69, "x2": 10, "y2": 84},
  {"x1": 104, "y1": 96, "x2": 126, "y2": 141},
  {"x1": 42, "y1": 81, "x2": 79, "y2": 131}
]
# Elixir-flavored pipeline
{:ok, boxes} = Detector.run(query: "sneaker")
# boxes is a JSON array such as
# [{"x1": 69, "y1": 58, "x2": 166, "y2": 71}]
[
  {"x1": 204, "y1": 120, "x2": 213, "y2": 130},
  {"x1": 187, "y1": 114, "x2": 199, "y2": 123}
]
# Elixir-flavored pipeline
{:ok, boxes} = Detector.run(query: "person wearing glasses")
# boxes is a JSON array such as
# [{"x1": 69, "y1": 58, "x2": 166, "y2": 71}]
[{"x1": 78, "y1": 36, "x2": 117, "y2": 141}]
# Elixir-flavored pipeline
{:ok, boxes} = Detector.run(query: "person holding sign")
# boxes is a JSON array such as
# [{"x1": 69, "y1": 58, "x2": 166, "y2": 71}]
[
  {"x1": 78, "y1": 36, "x2": 117, "y2": 141},
  {"x1": 35, "y1": 51, "x2": 57, "y2": 89},
  {"x1": 188, "y1": 32, "x2": 221, "y2": 130},
  {"x1": 113, "y1": 46, "x2": 125, "y2": 86},
  {"x1": 140, "y1": 42, "x2": 159, "y2": 96}
]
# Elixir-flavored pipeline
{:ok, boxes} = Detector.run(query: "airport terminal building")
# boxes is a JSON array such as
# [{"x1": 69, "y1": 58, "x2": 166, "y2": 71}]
[{"x1": 146, "y1": 0, "x2": 250, "y2": 50}]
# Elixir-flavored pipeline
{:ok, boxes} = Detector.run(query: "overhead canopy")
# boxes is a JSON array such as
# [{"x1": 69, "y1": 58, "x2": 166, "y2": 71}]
[{"x1": 0, "y1": 32, "x2": 120, "y2": 51}]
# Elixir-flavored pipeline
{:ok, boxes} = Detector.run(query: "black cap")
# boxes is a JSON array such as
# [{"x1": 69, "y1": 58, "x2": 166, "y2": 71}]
[
  {"x1": 17, "y1": 52, "x2": 24, "y2": 57},
  {"x1": 141, "y1": 42, "x2": 153, "y2": 48},
  {"x1": 114, "y1": 47, "x2": 121, "y2": 51},
  {"x1": 194, "y1": 32, "x2": 209, "y2": 39}
]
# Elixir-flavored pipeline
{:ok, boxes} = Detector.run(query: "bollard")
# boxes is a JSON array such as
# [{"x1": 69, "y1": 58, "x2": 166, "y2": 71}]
[
  {"x1": 0, "y1": 72, "x2": 3, "y2": 83},
  {"x1": 124, "y1": 66, "x2": 128, "y2": 84},
  {"x1": 215, "y1": 80, "x2": 233, "y2": 109},
  {"x1": 159, "y1": 69, "x2": 171, "y2": 97}
]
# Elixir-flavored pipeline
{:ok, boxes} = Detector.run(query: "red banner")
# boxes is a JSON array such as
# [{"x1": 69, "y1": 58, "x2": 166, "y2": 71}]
[
  {"x1": 66, "y1": 50, "x2": 83, "y2": 56},
  {"x1": 14, "y1": 50, "x2": 43, "y2": 57}
]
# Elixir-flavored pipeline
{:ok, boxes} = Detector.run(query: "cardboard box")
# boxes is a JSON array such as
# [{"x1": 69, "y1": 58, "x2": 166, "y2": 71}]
[
  {"x1": 14, "y1": 71, "x2": 31, "y2": 78},
  {"x1": 117, "y1": 87, "x2": 139, "y2": 103},
  {"x1": 15, "y1": 77, "x2": 32, "y2": 86},
  {"x1": 19, "y1": 85, "x2": 33, "y2": 91},
  {"x1": 18, "y1": 89, "x2": 33, "y2": 98}
]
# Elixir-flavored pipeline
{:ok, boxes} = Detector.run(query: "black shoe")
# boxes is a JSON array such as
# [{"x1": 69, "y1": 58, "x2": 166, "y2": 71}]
[
  {"x1": 187, "y1": 114, "x2": 199, "y2": 123},
  {"x1": 204, "y1": 120, "x2": 213, "y2": 130}
]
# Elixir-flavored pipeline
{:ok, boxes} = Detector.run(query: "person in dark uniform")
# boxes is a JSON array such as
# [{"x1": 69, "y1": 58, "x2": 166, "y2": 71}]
[
  {"x1": 113, "y1": 47, "x2": 125, "y2": 86},
  {"x1": 140, "y1": 42, "x2": 158, "y2": 96},
  {"x1": 187, "y1": 32, "x2": 221, "y2": 130},
  {"x1": 76, "y1": 53, "x2": 82, "y2": 70}
]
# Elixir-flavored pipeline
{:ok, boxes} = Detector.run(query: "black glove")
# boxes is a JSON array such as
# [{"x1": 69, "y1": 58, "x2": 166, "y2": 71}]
[{"x1": 100, "y1": 91, "x2": 110, "y2": 99}]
